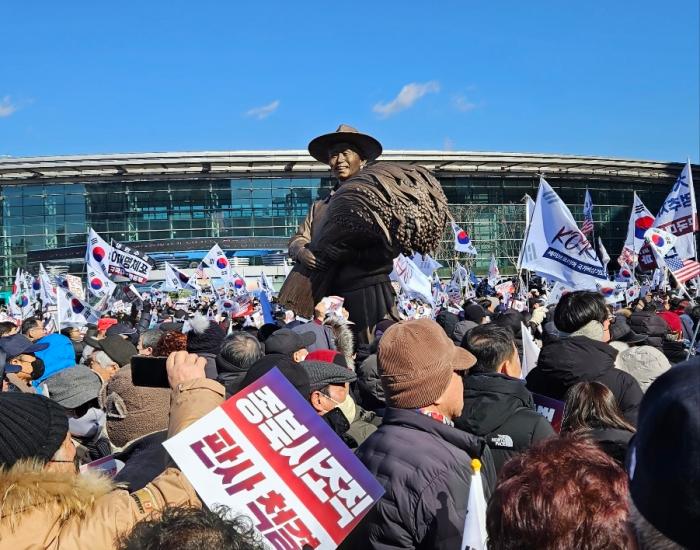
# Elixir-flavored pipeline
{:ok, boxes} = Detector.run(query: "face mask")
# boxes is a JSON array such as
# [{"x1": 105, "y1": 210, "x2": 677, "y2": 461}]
[
  {"x1": 322, "y1": 393, "x2": 357, "y2": 425},
  {"x1": 30, "y1": 357, "x2": 45, "y2": 380},
  {"x1": 69, "y1": 408, "x2": 106, "y2": 439}
]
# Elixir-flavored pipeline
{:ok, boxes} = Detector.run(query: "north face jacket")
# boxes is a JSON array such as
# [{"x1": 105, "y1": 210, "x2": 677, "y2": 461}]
[
  {"x1": 455, "y1": 372, "x2": 555, "y2": 473},
  {"x1": 342, "y1": 407, "x2": 497, "y2": 550}
]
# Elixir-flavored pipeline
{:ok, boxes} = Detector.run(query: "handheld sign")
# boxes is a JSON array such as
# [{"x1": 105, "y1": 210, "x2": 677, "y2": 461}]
[
  {"x1": 531, "y1": 393, "x2": 565, "y2": 433},
  {"x1": 164, "y1": 368, "x2": 384, "y2": 549}
]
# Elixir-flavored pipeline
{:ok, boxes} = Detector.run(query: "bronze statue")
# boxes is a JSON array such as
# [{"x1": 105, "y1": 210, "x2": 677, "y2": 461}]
[{"x1": 279, "y1": 125, "x2": 449, "y2": 343}]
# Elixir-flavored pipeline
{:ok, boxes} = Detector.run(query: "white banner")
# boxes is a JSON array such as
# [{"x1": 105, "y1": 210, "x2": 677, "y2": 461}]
[
  {"x1": 391, "y1": 254, "x2": 434, "y2": 305},
  {"x1": 521, "y1": 178, "x2": 607, "y2": 289}
]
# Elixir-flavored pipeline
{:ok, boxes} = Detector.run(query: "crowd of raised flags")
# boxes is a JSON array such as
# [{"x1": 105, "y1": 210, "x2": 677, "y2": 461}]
[{"x1": 1, "y1": 162, "x2": 698, "y2": 339}]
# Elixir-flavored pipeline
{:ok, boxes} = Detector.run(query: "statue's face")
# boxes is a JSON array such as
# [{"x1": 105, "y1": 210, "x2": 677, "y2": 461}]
[{"x1": 328, "y1": 143, "x2": 363, "y2": 181}]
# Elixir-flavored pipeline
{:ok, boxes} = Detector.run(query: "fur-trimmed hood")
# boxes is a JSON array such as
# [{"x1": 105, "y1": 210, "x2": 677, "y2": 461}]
[
  {"x1": 324, "y1": 317, "x2": 355, "y2": 369},
  {"x1": 0, "y1": 459, "x2": 114, "y2": 531}
]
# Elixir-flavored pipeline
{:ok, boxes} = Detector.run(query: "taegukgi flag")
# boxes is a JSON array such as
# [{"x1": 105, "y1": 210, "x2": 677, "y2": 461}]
[
  {"x1": 86, "y1": 228, "x2": 112, "y2": 276},
  {"x1": 452, "y1": 222, "x2": 477, "y2": 255},
  {"x1": 520, "y1": 178, "x2": 608, "y2": 289},
  {"x1": 203, "y1": 244, "x2": 232, "y2": 277},
  {"x1": 639, "y1": 161, "x2": 697, "y2": 269},
  {"x1": 87, "y1": 264, "x2": 117, "y2": 299},
  {"x1": 622, "y1": 192, "x2": 654, "y2": 257},
  {"x1": 653, "y1": 160, "x2": 697, "y2": 259},
  {"x1": 164, "y1": 262, "x2": 197, "y2": 292},
  {"x1": 38, "y1": 264, "x2": 57, "y2": 306}
]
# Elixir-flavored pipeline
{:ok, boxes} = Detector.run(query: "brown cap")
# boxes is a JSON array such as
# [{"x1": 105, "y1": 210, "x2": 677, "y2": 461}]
[{"x1": 378, "y1": 318, "x2": 476, "y2": 409}]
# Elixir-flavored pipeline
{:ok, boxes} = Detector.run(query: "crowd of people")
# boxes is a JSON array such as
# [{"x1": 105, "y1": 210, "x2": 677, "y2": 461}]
[
  {"x1": 0, "y1": 126, "x2": 698, "y2": 549},
  {"x1": 0, "y1": 280, "x2": 697, "y2": 549}
]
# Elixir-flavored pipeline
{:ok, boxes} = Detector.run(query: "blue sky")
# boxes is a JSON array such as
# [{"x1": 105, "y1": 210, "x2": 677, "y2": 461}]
[{"x1": 1, "y1": 0, "x2": 698, "y2": 162}]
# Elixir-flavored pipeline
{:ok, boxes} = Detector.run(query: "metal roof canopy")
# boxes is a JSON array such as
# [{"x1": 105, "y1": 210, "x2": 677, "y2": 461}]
[{"x1": 0, "y1": 150, "x2": 694, "y2": 185}]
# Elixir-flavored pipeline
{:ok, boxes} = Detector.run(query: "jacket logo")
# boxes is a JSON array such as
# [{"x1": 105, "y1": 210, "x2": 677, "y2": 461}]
[{"x1": 490, "y1": 434, "x2": 514, "y2": 448}]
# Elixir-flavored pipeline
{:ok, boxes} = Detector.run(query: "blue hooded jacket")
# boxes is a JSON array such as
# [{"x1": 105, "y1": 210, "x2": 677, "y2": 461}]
[{"x1": 32, "y1": 333, "x2": 77, "y2": 388}]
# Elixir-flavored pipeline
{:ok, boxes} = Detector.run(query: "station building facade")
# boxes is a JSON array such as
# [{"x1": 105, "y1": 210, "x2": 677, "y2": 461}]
[{"x1": 0, "y1": 150, "x2": 696, "y2": 290}]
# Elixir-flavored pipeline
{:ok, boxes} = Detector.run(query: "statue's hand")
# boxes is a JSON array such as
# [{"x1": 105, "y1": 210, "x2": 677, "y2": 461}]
[
  {"x1": 298, "y1": 248, "x2": 328, "y2": 271},
  {"x1": 325, "y1": 244, "x2": 355, "y2": 262}
]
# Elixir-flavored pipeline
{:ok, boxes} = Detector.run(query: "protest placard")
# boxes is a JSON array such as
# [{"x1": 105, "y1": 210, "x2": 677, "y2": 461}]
[
  {"x1": 532, "y1": 393, "x2": 565, "y2": 433},
  {"x1": 164, "y1": 368, "x2": 384, "y2": 549}
]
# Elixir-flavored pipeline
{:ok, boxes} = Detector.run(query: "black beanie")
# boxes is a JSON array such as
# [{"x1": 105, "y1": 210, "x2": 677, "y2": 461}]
[
  {"x1": 187, "y1": 315, "x2": 226, "y2": 356},
  {"x1": 0, "y1": 393, "x2": 69, "y2": 468}
]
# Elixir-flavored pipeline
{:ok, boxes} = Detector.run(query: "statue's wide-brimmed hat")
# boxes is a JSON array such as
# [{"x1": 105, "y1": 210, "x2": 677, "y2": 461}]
[{"x1": 308, "y1": 124, "x2": 383, "y2": 164}]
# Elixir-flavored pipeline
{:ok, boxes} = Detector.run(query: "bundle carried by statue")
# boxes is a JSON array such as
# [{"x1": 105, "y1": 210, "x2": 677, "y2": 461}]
[{"x1": 313, "y1": 161, "x2": 450, "y2": 255}]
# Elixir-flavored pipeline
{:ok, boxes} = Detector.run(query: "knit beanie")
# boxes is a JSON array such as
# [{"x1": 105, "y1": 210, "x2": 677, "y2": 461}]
[
  {"x1": 101, "y1": 365, "x2": 171, "y2": 448},
  {"x1": 0, "y1": 392, "x2": 69, "y2": 467},
  {"x1": 187, "y1": 314, "x2": 226, "y2": 355},
  {"x1": 616, "y1": 346, "x2": 671, "y2": 393}
]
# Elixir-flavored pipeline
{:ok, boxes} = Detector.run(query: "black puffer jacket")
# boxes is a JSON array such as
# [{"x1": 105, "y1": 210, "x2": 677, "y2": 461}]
[
  {"x1": 215, "y1": 354, "x2": 249, "y2": 398},
  {"x1": 356, "y1": 353, "x2": 385, "y2": 412},
  {"x1": 587, "y1": 426, "x2": 634, "y2": 467},
  {"x1": 629, "y1": 310, "x2": 669, "y2": 350},
  {"x1": 455, "y1": 372, "x2": 555, "y2": 473},
  {"x1": 527, "y1": 336, "x2": 643, "y2": 425},
  {"x1": 342, "y1": 408, "x2": 496, "y2": 550}
]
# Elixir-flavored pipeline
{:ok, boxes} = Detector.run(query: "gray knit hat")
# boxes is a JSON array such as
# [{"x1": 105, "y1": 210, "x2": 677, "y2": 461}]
[
  {"x1": 44, "y1": 365, "x2": 103, "y2": 409},
  {"x1": 0, "y1": 393, "x2": 68, "y2": 467},
  {"x1": 616, "y1": 346, "x2": 671, "y2": 393},
  {"x1": 300, "y1": 360, "x2": 357, "y2": 394}
]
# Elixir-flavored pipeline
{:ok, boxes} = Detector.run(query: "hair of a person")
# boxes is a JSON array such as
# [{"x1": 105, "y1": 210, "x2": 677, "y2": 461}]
[
  {"x1": 642, "y1": 301, "x2": 658, "y2": 312},
  {"x1": 562, "y1": 381, "x2": 636, "y2": 433},
  {"x1": 154, "y1": 331, "x2": 188, "y2": 357},
  {"x1": 140, "y1": 329, "x2": 163, "y2": 351},
  {"x1": 118, "y1": 505, "x2": 266, "y2": 550},
  {"x1": 462, "y1": 324, "x2": 516, "y2": 375},
  {"x1": 0, "y1": 321, "x2": 17, "y2": 336},
  {"x1": 93, "y1": 350, "x2": 117, "y2": 368},
  {"x1": 553, "y1": 290, "x2": 608, "y2": 333},
  {"x1": 486, "y1": 436, "x2": 632, "y2": 550},
  {"x1": 60, "y1": 326, "x2": 77, "y2": 338},
  {"x1": 219, "y1": 332, "x2": 263, "y2": 371},
  {"x1": 628, "y1": 498, "x2": 685, "y2": 550},
  {"x1": 21, "y1": 316, "x2": 40, "y2": 335}
]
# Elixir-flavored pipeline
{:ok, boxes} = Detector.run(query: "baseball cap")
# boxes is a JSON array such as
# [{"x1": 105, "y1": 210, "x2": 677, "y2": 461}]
[
  {"x1": 264, "y1": 329, "x2": 315, "y2": 356},
  {"x1": 378, "y1": 318, "x2": 476, "y2": 409},
  {"x1": 0, "y1": 334, "x2": 49, "y2": 373}
]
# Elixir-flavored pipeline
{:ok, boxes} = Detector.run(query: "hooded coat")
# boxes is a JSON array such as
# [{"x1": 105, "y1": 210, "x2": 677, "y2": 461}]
[
  {"x1": 629, "y1": 310, "x2": 669, "y2": 350},
  {"x1": 0, "y1": 378, "x2": 224, "y2": 550},
  {"x1": 454, "y1": 372, "x2": 555, "y2": 473},
  {"x1": 0, "y1": 461, "x2": 197, "y2": 549},
  {"x1": 527, "y1": 336, "x2": 643, "y2": 425}
]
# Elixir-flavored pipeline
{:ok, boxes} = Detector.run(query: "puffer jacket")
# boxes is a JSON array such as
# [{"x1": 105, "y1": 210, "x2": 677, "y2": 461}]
[
  {"x1": 215, "y1": 354, "x2": 249, "y2": 398},
  {"x1": 527, "y1": 336, "x2": 643, "y2": 425},
  {"x1": 629, "y1": 311, "x2": 669, "y2": 350},
  {"x1": 0, "y1": 378, "x2": 224, "y2": 550},
  {"x1": 455, "y1": 372, "x2": 555, "y2": 473},
  {"x1": 342, "y1": 407, "x2": 496, "y2": 549},
  {"x1": 356, "y1": 353, "x2": 385, "y2": 412}
]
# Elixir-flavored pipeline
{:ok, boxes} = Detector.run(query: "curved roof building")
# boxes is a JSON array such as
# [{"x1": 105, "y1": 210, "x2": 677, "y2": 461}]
[{"x1": 0, "y1": 150, "x2": 697, "y2": 289}]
